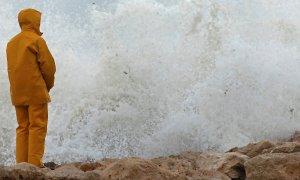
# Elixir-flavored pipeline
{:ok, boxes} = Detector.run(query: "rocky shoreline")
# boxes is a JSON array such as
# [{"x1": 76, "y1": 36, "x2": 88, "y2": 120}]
[{"x1": 1, "y1": 132, "x2": 300, "y2": 180}]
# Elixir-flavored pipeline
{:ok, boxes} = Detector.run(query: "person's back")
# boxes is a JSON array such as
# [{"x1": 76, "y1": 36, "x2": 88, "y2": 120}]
[
  {"x1": 6, "y1": 8, "x2": 56, "y2": 167},
  {"x1": 7, "y1": 9, "x2": 55, "y2": 105}
]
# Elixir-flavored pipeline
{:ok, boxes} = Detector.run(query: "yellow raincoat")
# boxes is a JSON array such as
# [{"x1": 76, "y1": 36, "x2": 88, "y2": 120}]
[
  {"x1": 6, "y1": 8, "x2": 56, "y2": 167},
  {"x1": 6, "y1": 8, "x2": 56, "y2": 105}
]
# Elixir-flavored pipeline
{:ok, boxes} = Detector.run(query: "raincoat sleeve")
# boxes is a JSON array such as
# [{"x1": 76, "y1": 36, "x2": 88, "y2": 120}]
[{"x1": 37, "y1": 38, "x2": 56, "y2": 91}]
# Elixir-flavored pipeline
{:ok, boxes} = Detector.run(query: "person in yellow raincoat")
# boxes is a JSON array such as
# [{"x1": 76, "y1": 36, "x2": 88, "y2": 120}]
[{"x1": 6, "y1": 8, "x2": 56, "y2": 167}]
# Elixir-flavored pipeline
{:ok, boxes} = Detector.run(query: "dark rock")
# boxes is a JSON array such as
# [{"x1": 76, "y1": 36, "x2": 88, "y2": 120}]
[{"x1": 44, "y1": 162, "x2": 59, "y2": 170}]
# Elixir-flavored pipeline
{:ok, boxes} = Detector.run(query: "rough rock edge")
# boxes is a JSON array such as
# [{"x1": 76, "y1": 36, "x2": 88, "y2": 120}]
[{"x1": 1, "y1": 131, "x2": 300, "y2": 180}]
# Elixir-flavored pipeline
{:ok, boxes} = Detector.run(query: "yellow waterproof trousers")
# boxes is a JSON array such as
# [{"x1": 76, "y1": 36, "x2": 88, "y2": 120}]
[{"x1": 15, "y1": 104, "x2": 48, "y2": 167}]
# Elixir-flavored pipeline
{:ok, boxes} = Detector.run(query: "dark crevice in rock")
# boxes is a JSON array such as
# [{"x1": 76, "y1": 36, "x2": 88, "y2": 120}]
[{"x1": 231, "y1": 163, "x2": 246, "y2": 180}]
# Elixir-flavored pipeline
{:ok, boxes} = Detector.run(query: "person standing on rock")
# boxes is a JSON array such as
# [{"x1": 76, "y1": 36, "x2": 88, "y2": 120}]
[{"x1": 6, "y1": 8, "x2": 56, "y2": 167}]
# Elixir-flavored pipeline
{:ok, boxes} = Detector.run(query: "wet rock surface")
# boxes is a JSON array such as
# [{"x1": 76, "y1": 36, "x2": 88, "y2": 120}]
[{"x1": 1, "y1": 131, "x2": 300, "y2": 180}]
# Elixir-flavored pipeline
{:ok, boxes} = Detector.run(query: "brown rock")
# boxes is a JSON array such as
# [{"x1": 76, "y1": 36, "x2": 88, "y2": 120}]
[
  {"x1": 11, "y1": 163, "x2": 50, "y2": 180},
  {"x1": 79, "y1": 161, "x2": 105, "y2": 172},
  {"x1": 185, "y1": 170, "x2": 231, "y2": 180},
  {"x1": 245, "y1": 152, "x2": 300, "y2": 180},
  {"x1": 153, "y1": 151, "x2": 248, "y2": 179},
  {"x1": 152, "y1": 154, "x2": 196, "y2": 176},
  {"x1": 3, "y1": 134, "x2": 300, "y2": 180},
  {"x1": 94, "y1": 158, "x2": 119, "y2": 171},
  {"x1": 0, "y1": 166, "x2": 14, "y2": 179},
  {"x1": 262, "y1": 142, "x2": 300, "y2": 154},
  {"x1": 153, "y1": 156, "x2": 227, "y2": 179},
  {"x1": 215, "y1": 152, "x2": 248, "y2": 179},
  {"x1": 185, "y1": 152, "x2": 248, "y2": 179},
  {"x1": 46, "y1": 163, "x2": 101, "y2": 180},
  {"x1": 101, "y1": 157, "x2": 183, "y2": 180},
  {"x1": 291, "y1": 131, "x2": 300, "y2": 143},
  {"x1": 228, "y1": 140, "x2": 275, "y2": 157}
]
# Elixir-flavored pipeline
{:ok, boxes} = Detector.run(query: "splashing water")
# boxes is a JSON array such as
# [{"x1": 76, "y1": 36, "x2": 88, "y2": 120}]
[{"x1": 1, "y1": 0, "x2": 300, "y2": 165}]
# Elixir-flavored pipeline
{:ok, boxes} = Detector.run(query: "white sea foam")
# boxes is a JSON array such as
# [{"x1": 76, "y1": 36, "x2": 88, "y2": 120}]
[{"x1": 0, "y1": 0, "x2": 300, "y2": 165}]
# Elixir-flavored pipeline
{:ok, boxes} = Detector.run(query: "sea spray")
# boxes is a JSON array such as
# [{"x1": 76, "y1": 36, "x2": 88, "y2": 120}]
[{"x1": 0, "y1": 0, "x2": 300, "y2": 165}]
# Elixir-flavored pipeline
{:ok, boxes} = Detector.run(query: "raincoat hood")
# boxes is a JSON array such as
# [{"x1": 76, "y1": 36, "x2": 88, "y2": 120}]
[{"x1": 18, "y1": 8, "x2": 43, "y2": 36}]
